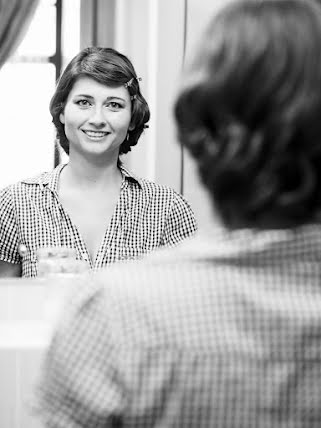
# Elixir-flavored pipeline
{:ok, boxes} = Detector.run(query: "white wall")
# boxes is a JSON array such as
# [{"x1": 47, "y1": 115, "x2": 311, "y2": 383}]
[{"x1": 114, "y1": 0, "x2": 186, "y2": 192}]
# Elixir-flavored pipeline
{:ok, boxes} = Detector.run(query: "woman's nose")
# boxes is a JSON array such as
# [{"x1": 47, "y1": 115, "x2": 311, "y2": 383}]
[{"x1": 89, "y1": 107, "x2": 107, "y2": 126}]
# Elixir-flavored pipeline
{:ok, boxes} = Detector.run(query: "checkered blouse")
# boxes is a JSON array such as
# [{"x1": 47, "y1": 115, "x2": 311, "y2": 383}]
[
  {"x1": 0, "y1": 164, "x2": 197, "y2": 277},
  {"x1": 36, "y1": 225, "x2": 321, "y2": 427}
]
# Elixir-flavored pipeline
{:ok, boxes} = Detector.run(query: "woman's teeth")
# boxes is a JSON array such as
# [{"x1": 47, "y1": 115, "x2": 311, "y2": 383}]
[{"x1": 84, "y1": 130, "x2": 108, "y2": 139}]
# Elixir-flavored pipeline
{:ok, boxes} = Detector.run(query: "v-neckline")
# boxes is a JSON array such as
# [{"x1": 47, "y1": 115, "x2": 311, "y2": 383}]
[{"x1": 55, "y1": 169, "x2": 126, "y2": 268}]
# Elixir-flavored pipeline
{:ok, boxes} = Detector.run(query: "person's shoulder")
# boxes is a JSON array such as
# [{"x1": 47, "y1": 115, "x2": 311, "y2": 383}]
[
  {"x1": 0, "y1": 169, "x2": 56, "y2": 203},
  {"x1": 141, "y1": 177, "x2": 176, "y2": 194},
  {"x1": 20, "y1": 170, "x2": 53, "y2": 186},
  {"x1": 82, "y1": 235, "x2": 207, "y2": 325},
  {"x1": 61, "y1": 234, "x2": 211, "y2": 336},
  {"x1": 122, "y1": 166, "x2": 178, "y2": 195},
  {"x1": 94, "y1": 234, "x2": 201, "y2": 291},
  {"x1": 1, "y1": 170, "x2": 51, "y2": 190},
  {"x1": 137, "y1": 175, "x2": 190, "y2": 205}
]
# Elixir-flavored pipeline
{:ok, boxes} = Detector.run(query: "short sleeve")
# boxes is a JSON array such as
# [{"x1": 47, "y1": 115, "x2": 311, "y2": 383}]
[
  {"x1": 35, "y1": 284, "x2": 126, "y2": 428},
  {"x1": 0, "y1": 186, "x2": 20, "y2": 264},
  {"x1": 161, "y1": 191, "x2": 197, "y2": 247}
]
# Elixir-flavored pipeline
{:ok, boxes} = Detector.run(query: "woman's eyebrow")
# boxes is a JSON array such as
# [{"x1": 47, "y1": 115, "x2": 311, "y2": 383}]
[
  {"x1": 105, "y1": 96, "x2": 126, "y2": 102},
  {"x1": 73, "y1": 93, "x2": 93, "y2": 99},
  {"x1": 73, "y1": 94, "x2": 126, "y2": 102}
]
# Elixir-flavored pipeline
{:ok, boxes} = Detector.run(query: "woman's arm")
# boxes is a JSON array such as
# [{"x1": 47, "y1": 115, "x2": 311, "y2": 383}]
[
  {"x1": 0, "y1": 260, "x2": 21, "y2": 277},
  {"x1": 0, "y1": 186, "x2": 21, "y2": 277}
]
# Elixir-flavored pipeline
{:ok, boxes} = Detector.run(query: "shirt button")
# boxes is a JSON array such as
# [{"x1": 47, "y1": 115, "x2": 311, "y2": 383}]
[{"x1": 18, "y1": 244, "x2": 28, "y2": 256}]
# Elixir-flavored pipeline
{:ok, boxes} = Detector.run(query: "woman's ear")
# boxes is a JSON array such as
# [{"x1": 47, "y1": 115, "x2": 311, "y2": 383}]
[{"x1": 59, "y1": 113, "x2": 65, "y2": 124}]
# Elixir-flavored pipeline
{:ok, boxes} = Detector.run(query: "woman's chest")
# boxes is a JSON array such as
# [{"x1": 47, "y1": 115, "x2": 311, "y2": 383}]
[
  {"x1": 16, "y1": 192, "x2": 167, "y2": 275},
  {"x1": 61, "y1": 194, "x2": 117, "y2": 260}
]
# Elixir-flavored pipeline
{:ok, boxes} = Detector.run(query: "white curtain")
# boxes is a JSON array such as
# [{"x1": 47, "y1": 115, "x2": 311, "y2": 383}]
[{"x1": 0, "y1": 0, "x2": 39, "y2": 69}]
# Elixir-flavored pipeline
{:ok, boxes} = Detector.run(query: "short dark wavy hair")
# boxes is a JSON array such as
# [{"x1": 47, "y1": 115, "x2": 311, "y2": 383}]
[
  {"x1": 175, "y1": 0, "x2": 321, "y2": 229},
  {"x1": 50, "y1": 47, "x2": 150, "y2": 156}
]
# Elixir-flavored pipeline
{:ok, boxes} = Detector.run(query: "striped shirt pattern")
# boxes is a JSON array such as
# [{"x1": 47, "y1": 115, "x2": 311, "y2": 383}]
[
  {"x1": 37, "y1": 225, "x2": 321, "y2": 427},
  {"x1": 0, "y1": 164, "x2": 197, "y2": 277}
]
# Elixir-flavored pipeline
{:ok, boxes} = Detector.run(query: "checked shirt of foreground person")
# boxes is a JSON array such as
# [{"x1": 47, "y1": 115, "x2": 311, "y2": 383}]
[{"x1": 36, "y1": 225, "x2": 321, "y2": 427}]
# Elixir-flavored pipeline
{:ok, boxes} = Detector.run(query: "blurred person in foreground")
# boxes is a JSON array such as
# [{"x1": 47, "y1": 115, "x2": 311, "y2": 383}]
[{"x1": 36, "y1": 0, "x2": 321, "y2": 426}]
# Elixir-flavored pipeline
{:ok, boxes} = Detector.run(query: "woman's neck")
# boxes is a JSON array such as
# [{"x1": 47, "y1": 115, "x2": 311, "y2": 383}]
[{"x1": 60, "y1": 156, "x2": 122, "y2": 192}]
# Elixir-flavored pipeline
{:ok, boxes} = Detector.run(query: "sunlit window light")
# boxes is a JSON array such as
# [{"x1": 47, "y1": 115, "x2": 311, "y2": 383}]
[{"x1": 0, "y1": 0, "x2": 80, "y2": 188}]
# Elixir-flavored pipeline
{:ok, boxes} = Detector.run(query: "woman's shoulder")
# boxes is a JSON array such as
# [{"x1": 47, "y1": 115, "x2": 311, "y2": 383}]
[
  {"x1": 0, "y1": 168, "x2": 57, "y2": 197},
  {"x1": 140, "y1": 178, "x2": 195, "y2": 209},
  {"x1": 134, "y1": 177, "x2": 192, "y2": 208},
  {"x1": 121, "y1": 166, "x2": 194, "y2": 211},
  {"x1": 121, "y1": 166, "x2": 175, "y2": 194},
  {"x1": 140, "y1": 176, "x2": 177, "y2": 195}
]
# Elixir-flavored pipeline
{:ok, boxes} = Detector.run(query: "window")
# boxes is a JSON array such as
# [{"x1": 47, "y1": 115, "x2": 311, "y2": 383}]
[{"x1": 0, "y1": 0, "x2": 80, "y2": 188}]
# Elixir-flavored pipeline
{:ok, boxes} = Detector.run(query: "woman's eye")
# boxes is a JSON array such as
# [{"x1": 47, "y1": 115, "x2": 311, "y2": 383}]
[
  {"x1": 107, "y1": 102, "x2": 122, "y2": 110},
  {"x1": 76, "y1": 99, "x2": 91, "y2": 107}
]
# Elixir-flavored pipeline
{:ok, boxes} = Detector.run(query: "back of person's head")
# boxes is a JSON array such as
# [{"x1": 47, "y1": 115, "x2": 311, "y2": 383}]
[
  {"x1": 175, "y1": 0, "x2": 321, "y2": 229},
  {"x1": 50, "y1": 46, "x2": 150, "y2": 156}
]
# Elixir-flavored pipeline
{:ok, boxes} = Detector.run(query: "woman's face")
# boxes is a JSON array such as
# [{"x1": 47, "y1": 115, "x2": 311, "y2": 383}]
[{"x1": 59, "y1": 76, "x2": 132, "y2": 161}]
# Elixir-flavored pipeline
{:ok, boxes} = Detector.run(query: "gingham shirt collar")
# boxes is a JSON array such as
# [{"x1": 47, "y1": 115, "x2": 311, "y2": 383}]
[{"x1": 20, "y1": 163, "x2": 143, "y2": 193}]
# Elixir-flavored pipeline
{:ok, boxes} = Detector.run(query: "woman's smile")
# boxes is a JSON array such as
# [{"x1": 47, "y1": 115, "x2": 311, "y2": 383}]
[{"x1": 82, "y1": 130, "x2": 110, "y2": 141}]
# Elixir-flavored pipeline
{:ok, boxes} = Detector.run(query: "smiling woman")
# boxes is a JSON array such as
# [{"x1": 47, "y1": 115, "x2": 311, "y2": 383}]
[
  {"x1": 0, "y1": 47, "x2": 197, "y2": 278},
  {"x1": 59, "y1": 77, "x2": 133, "y2": 162}
]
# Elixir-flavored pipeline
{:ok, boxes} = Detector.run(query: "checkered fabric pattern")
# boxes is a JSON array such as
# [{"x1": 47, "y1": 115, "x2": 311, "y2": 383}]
[
  {"x1": 36, "y1": 225, "x2": 321, "y2": 427},
  {"x1": 0, "y1": 163, "x2": 197, "y2": 277}
]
